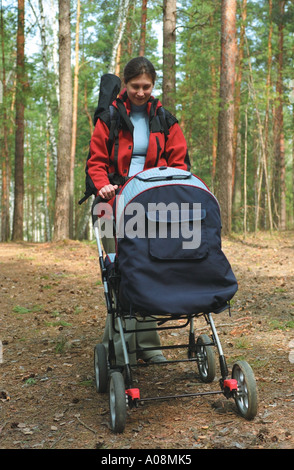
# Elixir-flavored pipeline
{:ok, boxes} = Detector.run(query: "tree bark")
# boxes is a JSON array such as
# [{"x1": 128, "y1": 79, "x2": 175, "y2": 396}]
[
  {"x1": 292, "y1": 103, "x2": 294, "y2": 226},
  {"x1": 232, "y1": 0, "x2": 247, "y2": 193},
  {"x1": 243, "y1": 105, "x2": 248, "y2": 237},
  {"x1": 109, "y1": 0, "x2": 130, "y2": 74},
  {"x1": 12, "y1": 0, "x2": 25, "y2": 241},
  {"x1": 261, "y1": 0, "x2": 273, "y2": 230},
  {"x1": 50, "y1": 0, "x2": 60, "y2": 104},
  {"x1": 44, "y1": 132, "x2": 51, "y2": 241},
  {"x1": 211, "y1": 54, "x2": 218, "y2": 184},
  {"x1": 275, "y1": 0, "x2": 286, "y2": 230},
  {"x1": 53, "y1": 0, "x2": 72, "y2": 241},
  {"x1": 69, "y1": 0, "x2": 81, "y2": 239},
  {"x1": 1, "y1": 5, "x2": 10, "y2": 241},
  {"x1": 215, "y1": 0, "x2": 237, "y2": 235},
  {"x1": 162, "y1": 0, "x2": 176, "y2": 114},
  {"x1": 209, "y1": 13, "x2": 218, "y2": 186},
  {"x1": 264, "y1": 0, "x2": 272, "y2": 168},
  {"x1": 139, "y1": 0, "x2": 148, "y2": 56}
]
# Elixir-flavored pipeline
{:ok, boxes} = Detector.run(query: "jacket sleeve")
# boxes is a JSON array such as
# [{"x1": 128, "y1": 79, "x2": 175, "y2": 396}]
[
  {"x1": 87, "y1": 119, "x2": 112, "y2": 195},
  {"x1": 164, "y1": 122, "x2": 191, "y2": 171}
]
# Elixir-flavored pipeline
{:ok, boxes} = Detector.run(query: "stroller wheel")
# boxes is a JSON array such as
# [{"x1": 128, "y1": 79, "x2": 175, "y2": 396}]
[
  {"x1": 196, "y1": 334, "x2": 216, "y2": 383},
  {"x1": 109, "y1": 372, "x2": 127, "y2": 433},
  {"x1": 232, "y1": 360, "x2": 258, "y2": 420},
  {"x1": 94, "y1": 344, "x2": 108, "y2": 393}
]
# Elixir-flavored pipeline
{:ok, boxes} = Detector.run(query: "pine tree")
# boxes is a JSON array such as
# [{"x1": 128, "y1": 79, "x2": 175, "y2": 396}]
[
  {"x1": 12, "y1": 0, "x2": 25, "y2": 241},
  {"x1": 53, "y1": 0, "x2": 72, "y2": 241},
  {"x1": 215, "y1": 0, "x2": 237, "y2": 235}
]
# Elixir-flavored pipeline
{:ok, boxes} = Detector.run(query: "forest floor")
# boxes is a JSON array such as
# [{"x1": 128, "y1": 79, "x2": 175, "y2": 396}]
[{"x1": 0, "y1": 232, "x2": 293, "y2": 452}]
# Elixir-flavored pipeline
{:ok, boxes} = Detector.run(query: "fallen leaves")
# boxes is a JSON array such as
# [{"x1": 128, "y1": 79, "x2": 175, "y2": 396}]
[
  {"x1": 17, "y1": 423, "x2": 33, "y2": 435},
  {"x1": 1, "y1": 235, "x2": 294, "y2": 449},
  {"x1": 0, "y1": 390, "x2": 10, "y2": 401}
]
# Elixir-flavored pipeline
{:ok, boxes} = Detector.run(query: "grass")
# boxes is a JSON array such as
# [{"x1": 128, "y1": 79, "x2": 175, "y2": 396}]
[
  {"x1": 235, "y1": 337, "x2": 252, "y2": 349},
  {"x1": 12, "y1": 305, "x2": 42, "y2": 314},
  {"x1": 54, "y1": 337, "x2": 69, "y2": 354},
  {"x1": 73, "y1": 306, "x2": 83, "y2": 315},
  {"x1": 24, "y1": 377, "x2": 37, "y2": 386},
  {"x1": 79, "y1": 380, "x2": 93, "y2": 387},
  {"x1": 269, "y1": 319, "x2": 294, "y2": 331},
  {"x1": 44, "y1": 320, "x2": 72, "y2": 328}
]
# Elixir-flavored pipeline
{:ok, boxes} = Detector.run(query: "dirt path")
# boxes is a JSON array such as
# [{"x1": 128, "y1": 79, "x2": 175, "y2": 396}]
[{"x1": 0, "y1": 233, "x2": 293, "y2": 450}]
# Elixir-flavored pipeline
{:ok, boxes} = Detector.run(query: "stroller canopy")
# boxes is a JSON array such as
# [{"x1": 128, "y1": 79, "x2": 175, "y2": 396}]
[{"x1": 113, "y1": 167, "x2": 238, "y2": 316}]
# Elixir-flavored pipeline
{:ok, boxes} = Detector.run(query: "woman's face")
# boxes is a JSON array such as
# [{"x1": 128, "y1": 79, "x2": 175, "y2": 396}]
[{"x1": 125, "y1": 73, "x2": 154, "y2": 106}]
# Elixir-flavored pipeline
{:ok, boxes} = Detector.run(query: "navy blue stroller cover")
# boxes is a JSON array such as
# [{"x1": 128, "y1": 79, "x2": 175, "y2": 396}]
[{"x1": 113, "y1": 167, "x2": 238, "y2": 315}]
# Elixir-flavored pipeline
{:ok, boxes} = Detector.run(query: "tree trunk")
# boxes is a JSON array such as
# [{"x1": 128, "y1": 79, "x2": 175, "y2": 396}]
[
  {"x1": 139, "y1": 0, "x2": 148, "y2": 56},
  {"x1": 0, "y1": 5, "x2": 10, "y2": 241},
  {"x1": 109, "y1": 0, "x2": 130, "y2": 74},
  {"x1": 292, "y1": 103, "x2": 294, "y2": 226},
  {"x1": 245, "y1": 35, "x2": 273, "y2": 232},
  {"x1": 37, "y1": 0, "x2": 58, "y2": 182},
  {"x1": 255, "y1": 150, "x2": 263, "y2": 233},
  {"x1": 69, "y1": 0, "x2": 81, "y2": 239},
  {"x1": 264, "y1": 0, "x2": 272, "y2": 168},
  {"x1": 262, "y1": 0, "x2": 273, "y2": 230},
  {"x1": 35, "y1": 0, "x2": 53, "y2": 240},
  {"x1": 211, "y1": 54, "x2": 218, "y2": 185},
  {"x1": 209, "y1": 13, "x2": 219, "y2": 187},
  {"x1": 162, "y1": 0, "x2": 176, "y2": 114},
  {"x1": 275, "y1": 0, "x2": 286, "y2": 230},
  {"x1": 243, "y1": 105, "x2": 248, "y2": 237},
  {"x1": 44, "y1": 132, "x2": 51, "y2": 242},
  {"x1": 232, "y1": 0, "x2": 247, "y2": 193},
  {"x1": 53, "y1": 0, "x2": 72, "y2": 241},
  {"x1": 126, "y1": 1, "x2": 135, "y2": 58},
  {"x1": 12, "y1": 0, "x2": 25, "y2": 241},
  {"x1": 215, "y1": 0, "x2": 237, "y2": 235},
  {"x1": 50, "y1": 0, "x2": 60, "y2": 104}
]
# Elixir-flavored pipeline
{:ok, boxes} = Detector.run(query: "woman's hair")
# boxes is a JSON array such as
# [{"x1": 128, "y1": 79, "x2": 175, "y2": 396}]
[{"x1": 123, "y1": 57, "x2": 156, "y2": 84}]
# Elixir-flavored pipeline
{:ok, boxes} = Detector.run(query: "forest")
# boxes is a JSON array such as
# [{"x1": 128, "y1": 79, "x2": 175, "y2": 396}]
[
  {"x1": 1, "y1": 1, "x2": 294, "y2": 451},
  {"x1": 1, "y1": 0, "x2": 294, "y2": 242}
]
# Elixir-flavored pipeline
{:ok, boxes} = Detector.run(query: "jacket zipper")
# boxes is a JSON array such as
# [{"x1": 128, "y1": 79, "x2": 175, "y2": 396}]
[{"x1": 154, "y1": 136, "x2": 161, "y2": 167}]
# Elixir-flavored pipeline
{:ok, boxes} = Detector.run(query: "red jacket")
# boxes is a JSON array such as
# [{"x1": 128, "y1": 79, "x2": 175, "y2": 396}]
[{"x1": 87, "y1": 91, "x2": 190, "y2": 196}]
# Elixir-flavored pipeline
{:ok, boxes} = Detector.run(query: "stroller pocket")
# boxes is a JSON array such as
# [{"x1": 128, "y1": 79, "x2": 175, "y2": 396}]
[{"x1": 146, "y1": 206, "x2": 208, "y2": 260}]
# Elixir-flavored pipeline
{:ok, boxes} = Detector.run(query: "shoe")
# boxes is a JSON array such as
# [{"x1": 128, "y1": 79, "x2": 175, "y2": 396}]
[{"x1": 147, "y1": 355, "x2": 167, "y2": 364}]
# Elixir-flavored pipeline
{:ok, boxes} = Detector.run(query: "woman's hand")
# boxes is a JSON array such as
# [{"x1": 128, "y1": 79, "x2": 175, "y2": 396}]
[{"x1": 98, "y1": 184, "x2": 118, "y2": 200}]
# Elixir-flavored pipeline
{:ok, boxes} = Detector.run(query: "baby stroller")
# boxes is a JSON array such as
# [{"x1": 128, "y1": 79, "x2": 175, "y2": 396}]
[{"x1": 92, "y1": 167, "x2": 257, "y2": 433}]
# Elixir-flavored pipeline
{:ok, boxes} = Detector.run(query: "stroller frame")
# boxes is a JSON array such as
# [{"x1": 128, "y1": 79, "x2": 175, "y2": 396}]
[{"x1": 93, "y1": 216, "x2": 258, "y2": 433}]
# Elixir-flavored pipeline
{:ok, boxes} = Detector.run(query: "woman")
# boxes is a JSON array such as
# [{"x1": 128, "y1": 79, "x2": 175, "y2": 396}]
[{"x1": 88, "y1": 57, "x2": 190, "y2": 365}]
